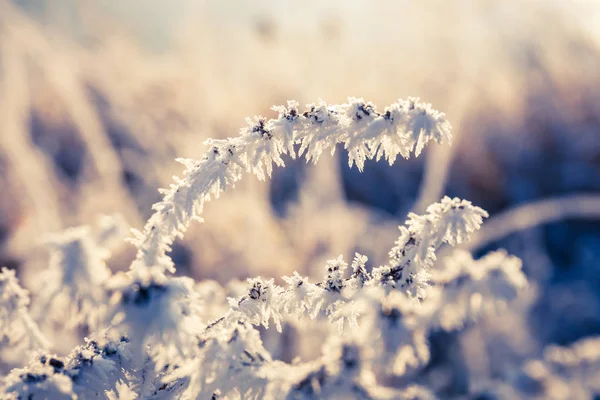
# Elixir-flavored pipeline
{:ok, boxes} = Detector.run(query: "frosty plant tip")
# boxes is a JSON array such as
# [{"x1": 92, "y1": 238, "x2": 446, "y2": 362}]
[{"x1": 0, "y1": 97, "x2": 538, "y2": 400}]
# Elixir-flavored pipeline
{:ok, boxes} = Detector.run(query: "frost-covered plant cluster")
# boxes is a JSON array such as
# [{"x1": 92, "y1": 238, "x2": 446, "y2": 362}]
[{"x1": 0, "y1": 98, "x2": 598, "y2": 399}]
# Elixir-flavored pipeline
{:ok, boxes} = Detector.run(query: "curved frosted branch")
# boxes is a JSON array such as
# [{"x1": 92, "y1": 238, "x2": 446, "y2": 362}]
[{"x1": 128, "y1": 98, "x2": 452, "y2": 274}]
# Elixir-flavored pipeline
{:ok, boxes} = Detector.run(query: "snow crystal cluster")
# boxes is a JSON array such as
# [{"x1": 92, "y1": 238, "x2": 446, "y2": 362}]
[{"x1": 0, "y1": 98, "x2": 596, "y2": 399}]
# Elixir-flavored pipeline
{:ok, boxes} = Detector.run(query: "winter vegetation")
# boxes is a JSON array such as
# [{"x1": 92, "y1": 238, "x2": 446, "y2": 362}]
[
  {"x1": 1, "y1": 1, "x2": 600, "y2": 399},
  {"x1": 0, "y1": 96, "x2": 594, "y2": 399}
]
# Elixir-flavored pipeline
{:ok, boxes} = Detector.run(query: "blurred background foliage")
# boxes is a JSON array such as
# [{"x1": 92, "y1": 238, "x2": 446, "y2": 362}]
[{"x1": 1, "y1": 0, "x2": 600, "y2": 392}]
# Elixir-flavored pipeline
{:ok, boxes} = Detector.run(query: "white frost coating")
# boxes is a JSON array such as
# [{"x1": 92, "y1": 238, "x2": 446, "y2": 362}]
[
  {"x1": 424, "y1": 197, "x2": 489, "y2": 246},
  {"x1": 429, "y1": 249, "x2": 528, "y2": 331},
  {"x1": 361, "y1": 289, "x2": 433, "y2": 376},
  {"x1": 36, "y1": 226, "x2": 112, "y2": 329},
  {"x1": 2, "y1": 361, "x2": 76, "y2": 400},
  {"x1": 169, "y1": 321, "x2": 276, "y2": 400},
  {"x1": 0, "y1": 333, "x2": 150, "y2": 399},
  {"x1": 106, "y1": 381, "x2": 137, "y2": 400},
  {"x1": 0, "y1": 268, "x2": 50, "y2": 353},
  {"x1": 349, "y1": 253, "x2": 371, "y2": 289},
  {"x1": 105, "y1": 268, "x2": 204, "y2": 371},
  {"x1": 279, "y1": 271, "x2": 323, "y2": 319},
  {"x1": 128, "y1": 97, "x2": 452, "y2": 275},
  {"x1": 228, "y1": 277, "x2": 284, "y2": 331}
]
